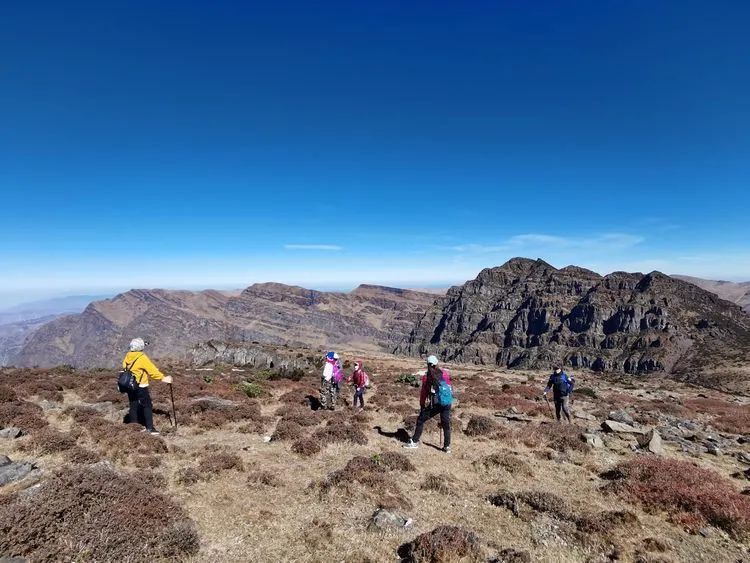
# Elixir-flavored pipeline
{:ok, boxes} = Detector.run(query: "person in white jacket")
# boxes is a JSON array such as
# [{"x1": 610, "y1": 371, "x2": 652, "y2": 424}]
[{"x1": 320, "y1": 351, "x2": 338, "y2": 410}]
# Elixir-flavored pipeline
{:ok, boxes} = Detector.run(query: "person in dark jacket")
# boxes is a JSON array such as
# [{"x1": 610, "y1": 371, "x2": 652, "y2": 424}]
[
  {"x1": 543, "y1": 367, "x2": 574, "y2": 423},
  {"x1": 404, "y1": 355, "x2": 452, "y2": 453}
]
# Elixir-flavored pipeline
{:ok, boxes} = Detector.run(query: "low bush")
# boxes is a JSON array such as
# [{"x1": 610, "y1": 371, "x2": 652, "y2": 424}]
[
  {"x1": 0, "y1": 385, "x2": 17, "y2": 403},
  {"x1": 65, "y1": 447, "x2": 101, "y2": 465},
  {"x1": 601, "y1": 457, "x2": 750, "y2": 539},
  {"x1": 0, "y1": 401, "x2": 48, "y2": 432},
  {"x1": 0, "y1": 466, "x2": 199, "y2": 561},
  {"x1": 271, "y1": 420, "x2": 305, "y2": 441},
  {"x1": 312, "y1": 423, "x2": 368, "y2": 447},
  {"x1": 198, "y1": 452, "x2": 244, "y2": 474},
  {"x1": 575, "y1": 387, "x2": 597, "y2": 399},
  {"x1": 291, "y1": 437, "x2": 323, "y2": 457},
  {"x1": 421, "y1": 474, "x2": 454, "y2": 495},
  {"x1": 520, "y1": 424, "x2": 590, "y2": 453},
  {"x1": 20, "y1": 428, "x2": 77, "y2": 455},
  {"x1": 488, "y1": 489, "x2": 573, "y2": 521},
  {"x1": 175, "y1": 467, "x2": 201, "y2": 486},
  {"x1": 398, "y1": 525, "x2": 482, "y2": 563},
  {"x1": 247, "y1": 470, "x2": 283, "y2": 487},
  {"x1": 132, "y1": 455, "x2": 162, "y2": 469},
  {"x1": 473, "y1": 453, "x2": 533, "y2": 477},
  {"x1": 239, "y1": 381, "x2": 264, "y2": 398},
  {"x1": 396, "y1": 374, "x2": 421, "y2": 387},
  {"x1": 464, "y1": 415, "x2": 498, "y2": 437}
]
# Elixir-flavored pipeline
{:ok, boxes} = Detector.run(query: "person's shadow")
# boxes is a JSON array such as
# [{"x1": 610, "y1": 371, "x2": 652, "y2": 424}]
[
  {"x1": 305, "y1": 395, "x2": 322, "y2": 411},
  {"x1": 374, "y1": 425, "x2": 411, "y2": 444}
]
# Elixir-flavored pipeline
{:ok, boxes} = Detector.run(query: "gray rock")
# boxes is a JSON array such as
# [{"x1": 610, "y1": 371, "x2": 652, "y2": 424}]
[
  {"x1": 608, "y1": 410, "x2": 635, "y2": 425},
  {"x1": 583, "y1": 433, "x2": 604, "y2": 448},
  {"x1": 0, "y1": 427, "x2": 22, "y2": 439},
  {"x1": 574, "y1": 411, "x2": 597, "y2": 421},
  {"x1": 602, "y1": 420, "x2": 645, "y2": 434},
  {"x1": 368, "y1": 508, "x2": 413, "y2": 531},
  {"x1": 736, "y1": 452, "x2": 750, "y2": 465},
  {"x1": 0, "y1": 557, "x2": 29, "y2": 563},
  {"x1": 0, "y1": 456, "x2": 35, "y2": 486},
  {"x1": 637, "y1": 429, "x2": 664, "y2": 455},
  {"x1": 706, "y1": 444, "x2": 721, "y2": 456}
]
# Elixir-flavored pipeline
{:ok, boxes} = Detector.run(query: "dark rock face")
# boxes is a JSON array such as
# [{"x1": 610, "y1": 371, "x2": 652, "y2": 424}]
[
  {"x1": 396, "y1": 258, "x2": 750, "y2": 386},
  {"x1": 16, "y1": 285, "x2": 438, "y2": 369}
]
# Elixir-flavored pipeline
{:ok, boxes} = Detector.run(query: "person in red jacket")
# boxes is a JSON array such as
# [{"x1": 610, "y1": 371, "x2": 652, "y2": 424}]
[
  {"x1": 403, "y1": 355, "x2": 452, "y2": 453},
  {"x1": 347, "y1": 359, "x2": 369, "y2": 411}
]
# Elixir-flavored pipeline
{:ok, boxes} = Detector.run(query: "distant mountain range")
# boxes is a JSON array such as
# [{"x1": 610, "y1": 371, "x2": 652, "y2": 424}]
[
  {"x1": 672, "y1": 276, "x2": 750, "y2": 313},
  {"x1": 15, "y1": 284, "x2": 439, "y2": 368}
]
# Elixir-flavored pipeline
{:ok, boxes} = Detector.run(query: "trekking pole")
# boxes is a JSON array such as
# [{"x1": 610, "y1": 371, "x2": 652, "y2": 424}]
[
  {"x1": 169, "y1": 383, "x2": 177, "y2": 430},
  {"x1": 544, "y1": 394, "x2": 553, "y2": 419}
]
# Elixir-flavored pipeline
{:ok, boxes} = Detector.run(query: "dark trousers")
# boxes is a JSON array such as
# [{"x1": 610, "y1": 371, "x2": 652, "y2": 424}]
[
  {"x1": 554, "y1": 395, "x2": 571, "y2": 422},
  {"x1": 412, "y1": 404, "x2": 451, "y2": 447},
  {"x1": 127, "y1": 386, "x2": 155, "y2": 431},
  {"x1": 353, "y1": 388, "x2": 365, "y2": 408}
]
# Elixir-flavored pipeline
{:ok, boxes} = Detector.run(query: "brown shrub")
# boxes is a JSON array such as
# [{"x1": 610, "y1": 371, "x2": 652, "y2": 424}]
[
  {"x1": 575, "y1": 510, "x2": 638, "y2": 533},
  {"x1": 399, "y1": 525, "x2": 482, "y2": 563},
  {"x1": 291, "y1": 437, "x2": 323, "y2": 457},
  {"x1": 276, "y1": 405, "x2": 321, "y2": 427},
  {"x1": 504, "y1": 384, "x2": 539, "y2": 400},
  {"x1": 0, "y1": 385, "x2": 17, "y2": 402},
  {"x1": 190, "y1": 401, "x2": 262, "y2": 429},
  {"x1": 20, "y1": 428, "x2": 76, "y2": 455},
  {"x1": 713, "y1": 411, "x2": 750, "y2": 435},
  {"x1": 601, "y1": 457, "x2": 750, "y2": 539},
  {"x1": 63, "y1": 405, "x2": 103, "y2": 425},
  {"x1": 132, "y1": 455, "x2": 162, "y2": 469},
  {"x1": 86, "y1": 419, "x2": 168, "y2": 461},
  {"x1": 318, "y1": 455, "x2": 412, "y2": 510},
  {"x1": 198, "y1": 452, "x2": 244, "y2": 474},
  {"x1": 464, "y1": 415, "x2": 498, "y2": 437},
  {"x1": 247, "y1": 470, "x2": 282, "y2": 487},
  {"x1": 519, "y1": 423, "x2": 590, "y2": 453},
  {"x1": 0, "y1": 466, "x2": 199, "y2": 561},
  {"x1": 271, "y1": 420, "x2": 305, "y2": 441},
  {"x1": 421, "y1": 474, "x2": 454, "y2": 495},
  {"x1": 0, "y1": 401, "x2": 48, "y2": 431},
  {"x1": 312, "y1": 423, "x2": 368, "y2": 446},
  {"x1": 175, "y1": 467, "x2": 201, "y2": 486},
  {"x1": 378, "y1": 451, "x2": 416, "y2": 472},
  {"x1": 488, "y1": 489, "x2": 573, "y2": 521},
  {"x1": 65, "y1": 447, "x2": 101, "y2": 464},
  {"x1": 473, "y1": 453, "x2": 533, "y2": 477}
]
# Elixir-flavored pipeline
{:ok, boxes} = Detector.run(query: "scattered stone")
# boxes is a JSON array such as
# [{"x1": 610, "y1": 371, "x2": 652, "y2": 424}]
[
  {"x1": 491, "y1": 547, "x2": 532, "y2": 562},
  {"x1": 0, "y1": 557, "x2": 28, "y2": 563},
  {"x1": 706, "y1": 444, "x2": 721, "y2": 456},
  {"x1": 602, "y1": 420, "x2": 645, "y2": 434},
  {"x1": 574, "y1": 411, "x2": 596, "y2": 421},
  {"x1": 698, "y1": 527, "x2": 712, "y2": 538},
  {"x1": 736, "y1": 452, "x2": 750, "y2": 465},
  {"x1": 608, "y1": 410, "x2": 635, "y2": 425},
  {"x1": 637, "y1": 429, "x2": 664, "y2": 455},
  {"x1": 0, "y1": 455, "x2": 35, "y2": 486},
  {"x1": 369, "y1": 508, "x2": 413, "y2": 532},
  {"x1": 494, "y1": 413, "x2": 533, "y2": 423},
  {"x1": 0, "y1": 427, "x2": 23, "y2": 439},
  {"x1": 582, "y1": 433, "x2": 604, "y2": 448}
]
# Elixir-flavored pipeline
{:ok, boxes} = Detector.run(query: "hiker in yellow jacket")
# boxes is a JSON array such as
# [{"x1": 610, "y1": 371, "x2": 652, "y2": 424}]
[{"x1": 122, "y1": 338, "x2": 172, "y2": 435}]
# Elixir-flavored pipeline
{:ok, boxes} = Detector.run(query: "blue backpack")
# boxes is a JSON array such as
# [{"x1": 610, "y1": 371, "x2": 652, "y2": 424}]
[{"x1": 435, "y1": 371, "x2": 453, "y2": 406}]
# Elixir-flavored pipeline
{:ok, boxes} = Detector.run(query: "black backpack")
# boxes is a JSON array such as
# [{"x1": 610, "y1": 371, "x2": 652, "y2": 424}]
[
  {"x1": 552, "y1": 373, "x2": 570, "y2": 397},
  {"x1": 117, "y1": 354, "x2": 143, "y2": 393}
]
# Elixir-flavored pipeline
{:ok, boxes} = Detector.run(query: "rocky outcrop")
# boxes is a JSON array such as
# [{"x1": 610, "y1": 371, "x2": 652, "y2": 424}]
[
  {"x1": 17, "y1": 285, "x2": 438, "y2": 369},
  {"x1": 673, "y1": 276, "x2": 750, "y2": 313},
  {"x1": 189, "y1": 341, "x2": 314, "y2": 370},
  {"x1": 397, "y1": 258, "x2": 750, "y2": 389}
]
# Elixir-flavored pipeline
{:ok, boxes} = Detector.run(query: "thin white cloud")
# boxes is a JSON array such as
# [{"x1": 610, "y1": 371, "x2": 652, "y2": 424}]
[
  {"x1": 447, "y1": 232, "x2": 644, "y2": 254},
  {"x1": 283, "y1": 244, "x2": 343, "y2": 251}
]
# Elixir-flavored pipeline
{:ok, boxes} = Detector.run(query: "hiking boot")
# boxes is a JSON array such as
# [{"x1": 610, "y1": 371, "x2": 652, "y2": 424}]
[
  {"x1": 442, "y1": 446, "x2": 451, "y2": 454},
  {"x1": 403, "y1": 440, "x2": 419, "y2": 449},
  {"x1": 147, "y1": 429, "x2": 160, "y2": 436}
]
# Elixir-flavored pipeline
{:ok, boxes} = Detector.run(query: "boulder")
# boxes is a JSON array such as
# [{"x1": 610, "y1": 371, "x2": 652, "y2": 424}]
[
  {"x1": 608, "y1": 410, "x2": 635, "y2": 425},
  {"x1": 574, "y1": 411, "x2": 597, "y2": 421},
  {"x1": 706, "y1": 444, "x2": 721, "y2": 456},
  {"x1": 0, "y1": 455, "x2": 35, "y2": 486},
  {"x1": 369, "y1": 509, "x2": 413, "y2": 532},
  {"x1": 582, "y1": 433, "x2": 604, "y2": 448},
  {"x1": 0, "y1": 427, "x2": 23, "y2": 439},
  {"x1": 636, "y1": 429, "x2": 664, "y2": 455},
  {"x1": 602, "y1": 420, "x2": 645, "y2": 434}
]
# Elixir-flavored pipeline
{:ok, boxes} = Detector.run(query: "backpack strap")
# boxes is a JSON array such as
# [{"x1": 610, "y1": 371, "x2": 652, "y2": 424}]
[{"x1": 127, "y1": 354, "x2": 144, "y2": 384}]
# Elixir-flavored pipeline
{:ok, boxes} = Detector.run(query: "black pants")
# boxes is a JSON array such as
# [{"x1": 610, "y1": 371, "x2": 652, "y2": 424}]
[
  {"x1": 412, "y1": 404, "x2": 451, "y2": 447},
  {"x1": 127, "y1": 386, "x2": 155, "y2": 431},
  {"x1": 554, "y1": 395, "x2": 571, "y2": 422},
  {"x1": 353, "y1": 388, "x2": 365, "y2": 408}
]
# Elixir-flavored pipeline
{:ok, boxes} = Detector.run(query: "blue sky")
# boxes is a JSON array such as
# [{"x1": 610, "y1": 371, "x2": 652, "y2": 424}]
[{"x1": 1, "y1": 1, "x2": 749, "y2": 307}]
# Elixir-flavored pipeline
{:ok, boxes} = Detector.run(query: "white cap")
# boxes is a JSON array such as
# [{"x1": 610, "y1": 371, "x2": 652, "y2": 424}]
[
  {"x1": 333, "y1": 352, "x2": 340, "y2": 360},
  {"x1": 427, "y1": 355, "x2": 439, "y2": 366},
  {"x1": 129, "y1": 338, "x2": 145, "y2": 352}
]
